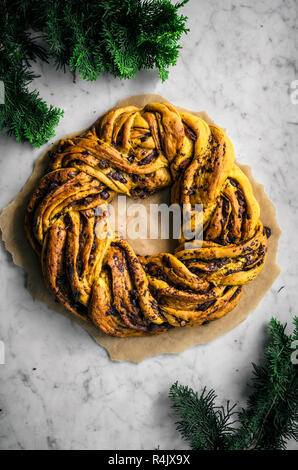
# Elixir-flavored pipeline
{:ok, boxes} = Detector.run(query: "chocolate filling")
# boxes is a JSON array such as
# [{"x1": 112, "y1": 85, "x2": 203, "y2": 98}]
[
  {"x1": 98, "y1": 159, "x2": 110, "y2": 169},
  {"x1": 107, "y1": 170, "x2": 127, "y2": 184},
  {"x1": 130, "y1": 187, "x2": 151, "y2": 199},
  {"x1": 178, "y1": 157, "x2": 192, "y2": 171},
  {"x1": 196, "y1": 300, "x2": 215, "y2": 311},
  {"x1": 184, "y1": 126, "x2": 197, "y2": 141},
  {"x1": 99, "y1": 189, "x2": 110, "y2": 200},
  {"x1": 137, "y1": 152, "x2": 155, "y2": 166},
  {"x1": 263, "y1": 226, "x2": 271, "y2": 238}
]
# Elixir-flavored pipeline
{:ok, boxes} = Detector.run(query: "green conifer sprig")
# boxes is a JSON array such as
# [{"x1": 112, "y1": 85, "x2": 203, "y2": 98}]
[
  {"x1": 0, "y1": 0, "x2": 189, "y2": 147},
  {"x1": 0, "y1": 54, "x2": 64, "y2": 146},
  {"x1": 169, "y1": 317, "x2": 298, "y2": 450}
]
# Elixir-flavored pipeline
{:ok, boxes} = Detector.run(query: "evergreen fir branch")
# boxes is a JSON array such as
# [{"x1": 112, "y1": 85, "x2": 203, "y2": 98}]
[
  {"x1": 0, "y1": 53, "x2": 64, "y2": 147},
  {"x1": 232, "y1": 318, "x2": 298, "y2": 450},
  {"x1": 0, "y1": 0, "x2": 189, "y2": 146},
  {"x1": 169, "y1": 317, "x2": 298, "y2": 450},
  {"x1": 43, "y1": 1, "x2": 71, "y2": 70},
  {"x1": 1, "y1": 0, "x2": 64, "y2": 146},
  {"x1": 169, "y1": 384, "x2": 237, "y2": 450},
  {"x1": 43, "y1": 0, "x2": 189, "y2": 81}
]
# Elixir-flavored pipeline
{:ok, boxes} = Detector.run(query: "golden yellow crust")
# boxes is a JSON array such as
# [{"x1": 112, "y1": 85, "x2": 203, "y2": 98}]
[{"x1": 25, "y1": 102, "x2": 270, "y2": 337}]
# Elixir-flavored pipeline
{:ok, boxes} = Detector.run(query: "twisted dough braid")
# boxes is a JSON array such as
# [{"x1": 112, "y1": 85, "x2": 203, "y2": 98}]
[{"x1": 25, "y1": 103, "x2": 270, "y2": 337}]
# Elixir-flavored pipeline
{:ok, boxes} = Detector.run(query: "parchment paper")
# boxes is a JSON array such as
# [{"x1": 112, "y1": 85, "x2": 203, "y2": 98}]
[{"x1": 0, "y1": 94, "x2": 281, "y2": 362}]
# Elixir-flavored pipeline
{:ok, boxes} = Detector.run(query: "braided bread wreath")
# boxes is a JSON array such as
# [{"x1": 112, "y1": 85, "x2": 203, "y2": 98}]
[{"x1": 25, "y1": 102, "x2": 271, "y2": 338}]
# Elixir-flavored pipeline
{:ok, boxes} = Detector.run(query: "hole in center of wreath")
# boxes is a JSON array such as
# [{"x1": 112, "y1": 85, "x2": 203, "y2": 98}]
[{"x1": 109, "y1": 187, "x2": 178, "y2": 256}]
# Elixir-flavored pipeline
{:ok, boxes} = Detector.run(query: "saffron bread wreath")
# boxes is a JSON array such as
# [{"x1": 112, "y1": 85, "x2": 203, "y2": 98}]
[{"x1": 25, "y1": 102, "x2": 270, "y2": 337}]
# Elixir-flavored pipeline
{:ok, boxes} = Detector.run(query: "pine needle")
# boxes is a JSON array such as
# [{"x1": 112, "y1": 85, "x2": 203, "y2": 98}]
[
  {"x1": 0, "y1": 0, "x2": 189, "y2": 146},
  {"x1": 169, "y1": 317, "x2": 298, "y2": 450}
]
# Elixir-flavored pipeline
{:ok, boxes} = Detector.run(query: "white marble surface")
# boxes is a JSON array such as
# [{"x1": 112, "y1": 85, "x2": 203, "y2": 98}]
[{"x1": 0, "y1": 0, "x2": 298, "y2": 450}]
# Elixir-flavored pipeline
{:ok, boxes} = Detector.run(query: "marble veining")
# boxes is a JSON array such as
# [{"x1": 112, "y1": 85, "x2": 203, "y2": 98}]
[{"x1": 0, "y1": 0, "x2": 298, "y2": 450}]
